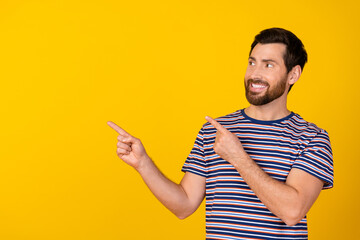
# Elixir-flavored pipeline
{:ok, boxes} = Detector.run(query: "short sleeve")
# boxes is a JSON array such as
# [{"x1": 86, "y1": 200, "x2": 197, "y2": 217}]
[
  {"x1": 182, "y1": 127, "x2": 207, "y2": 177},
  {"x1": 292, "y1": 130, "x2": 334, "y2": 189}
]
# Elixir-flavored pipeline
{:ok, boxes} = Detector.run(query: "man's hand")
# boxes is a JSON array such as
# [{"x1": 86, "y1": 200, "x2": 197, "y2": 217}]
[
  {"x1": 107, "y1": 121, "x2": 150, "y2": 171},
  {"x1": 107, "y1": 121, "x2": 205, "y2": 219},
  {"x1": 205, "y1": 116, "x2": 245, "y2": 166}
]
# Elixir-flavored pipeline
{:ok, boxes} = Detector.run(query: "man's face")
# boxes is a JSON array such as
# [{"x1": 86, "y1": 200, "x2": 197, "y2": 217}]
[{"x1": 244, "y1": 43, "x2": 289, "y2": 106}]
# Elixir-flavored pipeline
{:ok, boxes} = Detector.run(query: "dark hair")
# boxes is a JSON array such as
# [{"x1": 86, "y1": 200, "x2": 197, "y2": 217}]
[{"x1": 249, "y1": 28, "x2": 308, "y2": 92}]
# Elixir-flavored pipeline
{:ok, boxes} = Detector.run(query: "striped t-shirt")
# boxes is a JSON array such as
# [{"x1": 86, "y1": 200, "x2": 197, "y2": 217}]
[{"x1": 182, "y1": 109, "x2": 333, "y2": 240}]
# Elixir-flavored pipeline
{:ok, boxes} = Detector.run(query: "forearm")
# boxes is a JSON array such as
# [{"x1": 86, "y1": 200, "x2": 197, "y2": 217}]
[
  {"x1": 136, "y1": 156, "x2": 196, "y2": 219},
  {"x1": 108, "y1": 121, "x2": 204, "y2": 218},
  {"x1": 232, "y1": 155, "x2": 303, "y2": 226}
]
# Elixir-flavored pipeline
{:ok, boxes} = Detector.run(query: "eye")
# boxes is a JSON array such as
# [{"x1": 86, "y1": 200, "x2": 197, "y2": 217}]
[
  {"x1": 249, "y1": 61, "x2": 255, "y2": 66},
  {"x1": 266, "y1": 63, "x2": 273, "y2": 68}
]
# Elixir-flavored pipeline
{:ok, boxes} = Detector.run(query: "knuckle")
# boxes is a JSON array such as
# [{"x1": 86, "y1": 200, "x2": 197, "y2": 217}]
[{"x1": 117, "y1": 148, "x2": 127, "y2": 154}]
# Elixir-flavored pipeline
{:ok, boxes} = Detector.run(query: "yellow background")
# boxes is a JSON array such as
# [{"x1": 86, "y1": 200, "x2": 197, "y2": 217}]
[{"x1": 0, "y1": 0, "x2": 358, "y2": 239}]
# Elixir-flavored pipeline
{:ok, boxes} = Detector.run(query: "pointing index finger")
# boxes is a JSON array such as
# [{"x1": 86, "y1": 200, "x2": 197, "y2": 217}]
[
  {"x1": 107, "y1": 121, "x2": 130, "y2": 136},
  {"x1": 205, "y1": 116, "x2": 226, "y2": 133}
]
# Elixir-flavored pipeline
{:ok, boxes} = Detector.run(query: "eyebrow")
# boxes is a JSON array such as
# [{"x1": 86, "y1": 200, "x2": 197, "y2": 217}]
[{"x1": 248, "y1": 56, "x2": 279, "y2": 64}]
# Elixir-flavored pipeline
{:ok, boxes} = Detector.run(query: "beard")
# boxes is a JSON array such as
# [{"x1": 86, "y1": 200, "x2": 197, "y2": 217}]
[{"x1": 245, "y1": 76, "x2": 287, "y2": 106}]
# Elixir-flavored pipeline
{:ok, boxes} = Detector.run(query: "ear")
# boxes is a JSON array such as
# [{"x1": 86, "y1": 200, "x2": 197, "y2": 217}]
[{"x1": 288, "y1": 65, "x2": 302, "y2": 85}]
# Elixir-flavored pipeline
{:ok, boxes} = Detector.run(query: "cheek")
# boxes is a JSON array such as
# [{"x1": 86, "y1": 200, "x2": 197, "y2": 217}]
[{"x1": 268, "y1": 71, "x2": 283, "y2": 82}]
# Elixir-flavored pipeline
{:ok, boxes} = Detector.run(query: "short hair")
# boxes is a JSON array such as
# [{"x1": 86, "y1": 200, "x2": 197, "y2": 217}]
[{"x1": 249, "y1": 28, "x2": 308, "y2": 92}]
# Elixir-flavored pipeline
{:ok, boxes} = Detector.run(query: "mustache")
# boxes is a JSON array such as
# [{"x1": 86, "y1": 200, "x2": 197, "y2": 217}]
[{"x1": 247, "y1": 79, "x2": 269, "y2": 86}]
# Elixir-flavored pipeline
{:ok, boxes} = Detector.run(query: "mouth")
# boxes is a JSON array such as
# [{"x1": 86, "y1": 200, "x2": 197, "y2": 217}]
[
  {"x1": 248, "y1": 80, "x2": 269, "y2": 93},
  {"x1": 251, "y1": 83, "x2": 267, "y2": 89}
]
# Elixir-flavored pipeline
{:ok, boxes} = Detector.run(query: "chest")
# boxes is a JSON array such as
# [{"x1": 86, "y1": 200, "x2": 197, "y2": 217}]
[{"x1": 203, "y1": 125, "x2": 311, "y2": 182}]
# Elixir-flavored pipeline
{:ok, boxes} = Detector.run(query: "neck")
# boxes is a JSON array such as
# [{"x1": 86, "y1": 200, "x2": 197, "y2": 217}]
[{"x1": 244, "y1": 95, "x2": 290, "y2": 121}]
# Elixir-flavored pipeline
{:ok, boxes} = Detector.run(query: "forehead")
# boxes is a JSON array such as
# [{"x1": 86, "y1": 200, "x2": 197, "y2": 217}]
[{"x1": 250, "y1": 43, "x2": 286, "y2": 63}]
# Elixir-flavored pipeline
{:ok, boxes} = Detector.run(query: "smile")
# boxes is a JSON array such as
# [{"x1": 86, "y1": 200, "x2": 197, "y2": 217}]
[{"x1": 251, "y1": 83, "x2": 267, "y2": 89}]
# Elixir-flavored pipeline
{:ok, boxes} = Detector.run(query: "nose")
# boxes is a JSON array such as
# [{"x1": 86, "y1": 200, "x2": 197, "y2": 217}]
[{"x1": 246, "y1": 64, "x2": 263, "y2": 80}]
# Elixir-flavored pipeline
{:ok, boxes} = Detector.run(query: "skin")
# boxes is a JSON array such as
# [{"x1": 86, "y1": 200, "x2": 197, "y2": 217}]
[
  {"x1": 108, "y1": 43, "x2": 324, "y2": 226},
  {"x1": 107, "y1": 121, "x2": 205, "y2": 219}
]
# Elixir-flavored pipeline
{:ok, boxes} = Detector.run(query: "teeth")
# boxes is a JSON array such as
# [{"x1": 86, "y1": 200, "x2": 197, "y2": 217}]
[{"x1": 252, "y1": 83, "x2": 266, "y2": 88}]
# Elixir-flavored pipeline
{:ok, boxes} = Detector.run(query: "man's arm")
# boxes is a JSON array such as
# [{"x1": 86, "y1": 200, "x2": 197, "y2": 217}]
[
  {"x1": 231, "y1": 155, "x2": 323, "y2": 226},
  {"x1": 205, "y1": 116, "x2": 324, "y2": 226},
  {"x1": 107, "y1": 121, "x2": 205, "y2": 219}
]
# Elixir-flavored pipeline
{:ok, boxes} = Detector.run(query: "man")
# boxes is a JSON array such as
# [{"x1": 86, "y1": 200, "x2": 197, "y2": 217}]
[{"x1": 108, "y1": 28, "x2": 333, "y2": 239}]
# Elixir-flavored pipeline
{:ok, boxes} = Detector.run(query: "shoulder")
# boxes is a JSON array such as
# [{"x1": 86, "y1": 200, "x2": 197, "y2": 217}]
[
  {"x1": 288, "y1": 113, "x2": 331, "y2": 145},
  {"x1": 288, "y1": 113, "x2": 328, "y2": 134}
]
